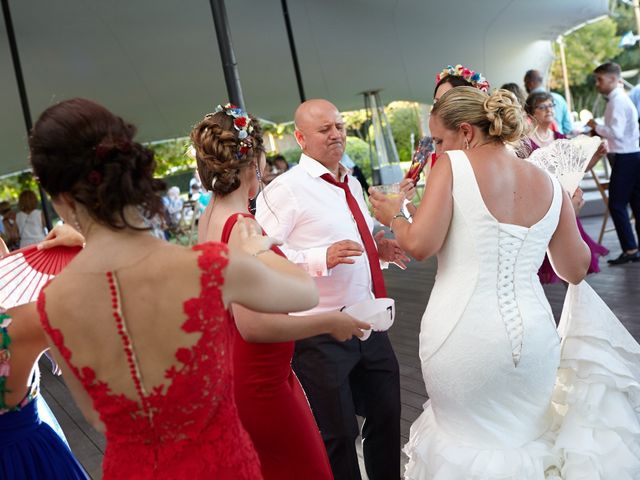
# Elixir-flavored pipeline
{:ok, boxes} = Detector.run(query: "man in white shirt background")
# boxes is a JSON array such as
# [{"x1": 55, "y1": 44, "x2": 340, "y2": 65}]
[
  {"x1": 588, "y1": 62, "x2": 640, "y2": 264},
  {"x1": 256, "y1": 99, "x2": 408, "y2": 480}
]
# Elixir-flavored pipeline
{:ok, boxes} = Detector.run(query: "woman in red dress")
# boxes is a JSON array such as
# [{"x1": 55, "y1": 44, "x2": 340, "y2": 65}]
[
  {"x1": 29, "y1": 98, "x2": 322, "y2": 479},
  {"x1": 191, "y1": 105, "x2": 369, "y2": 480}
]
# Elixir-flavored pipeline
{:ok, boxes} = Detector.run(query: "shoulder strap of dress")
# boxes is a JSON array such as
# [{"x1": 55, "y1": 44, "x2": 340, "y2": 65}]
[
  {"x1": 37, "y1": 286, "x2": 84, "y2": 383},
  {"x1": 446, "y1": 150, "x2": 491, "y2": 221},
  {"x1": 546, "y1": 173, "x2": 563, "y2": 225},
  {"x1": 220, "y1": 213, "x2": 255, "y2": 245}
]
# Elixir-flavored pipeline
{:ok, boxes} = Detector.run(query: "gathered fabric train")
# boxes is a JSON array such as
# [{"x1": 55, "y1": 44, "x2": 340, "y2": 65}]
[{"x1": 404, "y1": 150, "x2": 640, "y2": 479}]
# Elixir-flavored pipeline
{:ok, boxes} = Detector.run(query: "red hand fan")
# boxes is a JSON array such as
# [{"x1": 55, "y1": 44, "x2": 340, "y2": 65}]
[{"x1": 0, "y1": 245, "x2": 81, "y2": 309}]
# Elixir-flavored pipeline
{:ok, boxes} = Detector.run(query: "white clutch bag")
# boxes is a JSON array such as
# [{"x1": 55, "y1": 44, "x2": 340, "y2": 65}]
[{"x1": 343, "y1": 298, "x2": 395, "y2": 341}]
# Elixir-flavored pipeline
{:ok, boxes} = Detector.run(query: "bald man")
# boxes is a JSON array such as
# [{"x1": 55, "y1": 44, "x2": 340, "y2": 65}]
[{"x1": 256, "y1": 99, "x2": 404, "y2": 480}]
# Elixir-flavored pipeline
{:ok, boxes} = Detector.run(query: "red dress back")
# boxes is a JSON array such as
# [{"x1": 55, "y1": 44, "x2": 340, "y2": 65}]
[
  {"x1": 37, "y1": 242, "x2": 262, "y2": 479},
  {"x1": 220, "y1": 213, "x2": 333, "y2": 480}
]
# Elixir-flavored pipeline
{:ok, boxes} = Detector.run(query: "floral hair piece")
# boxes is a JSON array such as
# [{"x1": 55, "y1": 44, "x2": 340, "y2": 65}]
[
  {"x1": 95, "y1": 137, "x2": 132, "y2": 161},
  {"x1": 209, "y1": 103, "x2": 254, "y2": 158},
  {"x1": 435, "y1": 64, "x2": 490, "y2": 93}
]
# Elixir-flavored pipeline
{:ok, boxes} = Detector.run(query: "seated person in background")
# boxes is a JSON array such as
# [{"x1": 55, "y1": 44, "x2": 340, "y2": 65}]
[
  {"x1": 273, "y1": 155, "x2": 290, "y2": 174},
  {"x1": 340, "y1": 152, "x2": 370, "y2": 196},
  {"x1": 163, "y1": 186, "x2": 184, "y2": 228},
  {"x1": 0, "y1": 202, "x2": 19, "y2": 251},
  {"x1": 263, "y1": 155, "x2": 290, "y2": 185}
]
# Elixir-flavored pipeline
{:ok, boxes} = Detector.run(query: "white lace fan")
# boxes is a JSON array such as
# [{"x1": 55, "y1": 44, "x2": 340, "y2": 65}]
[{"x1": 527, "y1": 135, "x2": 601, "y2": 193}]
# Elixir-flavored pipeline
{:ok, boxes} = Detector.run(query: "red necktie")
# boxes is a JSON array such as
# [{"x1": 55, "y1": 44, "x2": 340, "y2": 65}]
[{"x1": 320, "y1": 173, "x2": 387, "y2": 298}]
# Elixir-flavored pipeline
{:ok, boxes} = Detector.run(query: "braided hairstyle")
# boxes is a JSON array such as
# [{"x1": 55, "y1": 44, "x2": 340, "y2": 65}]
[
  {"x1": 190, "y1": 110, "x2": 264, "y2": 196},
  {"x1": 29, "y1": 98, "x2": 165, "y2": 230},
  {"x1": 432, "y1": 87, "x2": 527, "y2": 144}
]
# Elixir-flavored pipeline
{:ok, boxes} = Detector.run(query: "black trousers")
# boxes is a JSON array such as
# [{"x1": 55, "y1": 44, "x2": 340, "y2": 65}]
[
  {"x1": 608, "y1": 152, "x2": 640, "y2": 251},
  {"x1": 292, "y1": 331, "x2": 401, "y2": 480}
]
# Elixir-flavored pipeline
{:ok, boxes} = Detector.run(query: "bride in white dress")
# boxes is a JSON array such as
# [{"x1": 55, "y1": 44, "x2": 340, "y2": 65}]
[{"x1": 370, "y1": 87, "x2": 640, "y2": 479}]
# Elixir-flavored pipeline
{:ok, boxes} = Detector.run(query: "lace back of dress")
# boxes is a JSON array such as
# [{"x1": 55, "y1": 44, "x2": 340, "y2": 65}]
[{"x1": 497, "y1": 227, "x2": 526, "y2": 367}]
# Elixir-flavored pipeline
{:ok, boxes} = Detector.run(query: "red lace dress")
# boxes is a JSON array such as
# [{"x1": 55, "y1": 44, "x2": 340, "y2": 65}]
[
  {"x1": 220, "y1": 214, "x2": 333, "y2": 480},
  {"x1": 36, "y1": 242, "x2": 262, "y2": 480}
]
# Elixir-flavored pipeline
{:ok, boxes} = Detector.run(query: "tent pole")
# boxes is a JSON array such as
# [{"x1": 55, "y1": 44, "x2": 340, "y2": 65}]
[
  {"x1": 557, "y1": 36, "x2": 572, "y2": 113},
  {"x1": 1, "y1": 0, "x2": 52, "y2": 230},
  {"x1": 209, "y1": 0, "x2": 245, "y2": 110},
  {"x1": 633, "y1": 0, "x2": 640, "y2": 42},
  {"x1": 281, "y1": 0, "x2": 306, "y2": 103}
]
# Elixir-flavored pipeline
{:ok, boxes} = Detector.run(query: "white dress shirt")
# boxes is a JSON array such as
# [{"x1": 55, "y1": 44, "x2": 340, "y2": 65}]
[
  {"x1": 595, "y1": 87, "x2": 640, "y2": 154},
  {"x1": 256, "y1": 153, "x2": 376, "y2": 314}
]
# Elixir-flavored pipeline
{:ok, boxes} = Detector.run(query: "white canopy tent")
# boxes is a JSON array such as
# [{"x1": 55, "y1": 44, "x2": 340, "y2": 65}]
[{"x1": 1, "y1": 0, "x2": 608, "y2": 176}]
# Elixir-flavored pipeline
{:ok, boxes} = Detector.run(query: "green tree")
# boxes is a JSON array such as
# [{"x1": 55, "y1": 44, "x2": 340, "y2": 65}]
[
  {"x1": 342, "y1": 110, "x2": 369, "y2": 140},
  {"x1": 345, "y1": 136, "x2": 373, "y2": 182},
  {"x1": 550, "y1": 17, "x2": 621, "y2": 91},
  {"x1": 0, "y1": 171, "x2": 39, "y2": 204},
  {"x1": 387, "y1": 102, "x2": 421, "y2": 163},
  {"x1": 147, "y1": 138, "x2": 194, "y2": 177}
]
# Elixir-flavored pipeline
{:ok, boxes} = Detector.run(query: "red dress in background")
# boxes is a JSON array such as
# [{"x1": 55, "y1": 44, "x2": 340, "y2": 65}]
[
  {"x1": 220, "y1": 213, "x2": 333, "y2": 480},
  {"x1": 529, "y1": 133, "x2": 609, "y2": 284},
  {"x1": 37, "y1": 242, "x2": 262, "y2": 480}
]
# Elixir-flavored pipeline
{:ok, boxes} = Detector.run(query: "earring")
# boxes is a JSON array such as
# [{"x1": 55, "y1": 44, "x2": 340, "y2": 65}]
[
  {"x1": 255, "y1": 166, "x2": 262, "y2": 182},
  {"x1": 464, "y1": 138, "x2": 470, "y2": 150},
  {"x1": 70, "y1": 210, "x2": 83, "y2": 235}
]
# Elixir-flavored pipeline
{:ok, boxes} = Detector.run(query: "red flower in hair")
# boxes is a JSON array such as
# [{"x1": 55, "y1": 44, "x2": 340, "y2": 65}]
[
  {"x1": 95, "y1": 143, "x2": 111, "y2": 160},
  {"x1": 87, "y1": 170, "x2": 103, "y2": 186},
  {"x1": 234, "y1": 117, "x2": 248, "y2": 128}
]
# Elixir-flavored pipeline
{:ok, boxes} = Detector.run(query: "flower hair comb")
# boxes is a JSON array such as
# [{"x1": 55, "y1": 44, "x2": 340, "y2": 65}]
[
  {"x1": 435, "y1": 64, "x2": 490, "y2": 93},
  {"x1": 209, "y1": 103, "x2": 254, "y2": 158}
]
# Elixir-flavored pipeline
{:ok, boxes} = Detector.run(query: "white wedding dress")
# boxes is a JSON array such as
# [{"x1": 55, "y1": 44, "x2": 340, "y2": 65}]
[{"x1": 404, "y1": 150, "x2": 640, "y2": 479}]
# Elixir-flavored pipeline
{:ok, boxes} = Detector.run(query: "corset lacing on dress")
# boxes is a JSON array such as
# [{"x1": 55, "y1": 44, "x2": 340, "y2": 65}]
[{"x1": 497, "y1": 228, "x2": 525, "y2": 367}]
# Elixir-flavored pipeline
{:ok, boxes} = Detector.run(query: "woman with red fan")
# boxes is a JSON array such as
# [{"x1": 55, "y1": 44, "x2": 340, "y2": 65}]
[
  {"x1": 28, "y1": 98, "x2": 326, "y2": 480},
  {"x1": 524, "y1": 92, "x2": 609, "y2": 284},
  {"x1": 0, "y1": 224, "x2": 88, "y2": 479},
  {"x1": 191, "y1": 105, "x2": 369, "y2": 480}
]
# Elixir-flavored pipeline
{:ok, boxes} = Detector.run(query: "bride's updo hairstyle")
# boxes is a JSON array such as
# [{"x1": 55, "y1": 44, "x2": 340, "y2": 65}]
[
  {"x1": 431, "y1": 87, "x2": 527, "y2": 144},
  {"x1": 29, "y1": 98, "x2": 165, "y2": 230},
  {"x1": 190, "y1": 107, "x2": 264, "y2": 196}
]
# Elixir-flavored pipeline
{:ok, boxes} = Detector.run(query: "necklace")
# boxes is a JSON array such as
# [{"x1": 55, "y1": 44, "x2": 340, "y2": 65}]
[{"x1": 532, "y1": 128, "x2": 553, "y2": 145}]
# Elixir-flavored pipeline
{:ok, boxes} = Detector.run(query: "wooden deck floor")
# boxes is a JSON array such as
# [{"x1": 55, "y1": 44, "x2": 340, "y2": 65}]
[{"x1": 42, "y1": 216, "x2": 640, "y2": 479}]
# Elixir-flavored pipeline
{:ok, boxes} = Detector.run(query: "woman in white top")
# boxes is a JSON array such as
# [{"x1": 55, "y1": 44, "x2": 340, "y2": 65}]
[{"x1": 16, "y1": 190, "x2": 46, "y2": 248}]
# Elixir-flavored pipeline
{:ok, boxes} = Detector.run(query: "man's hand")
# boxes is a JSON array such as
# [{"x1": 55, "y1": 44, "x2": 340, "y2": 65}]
[
  {"x1": 587, "y1": 140, "x2": 608, "y2": 170},
  {"x1": 586, "y1": 119, "x2": 597, "y2": 131},
  {"x1": 326, "y1": 240, "x2": 363, "y2": 269},
  {"x1": 374, "y1": 231, "x2": 410, "y2": 269}
]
